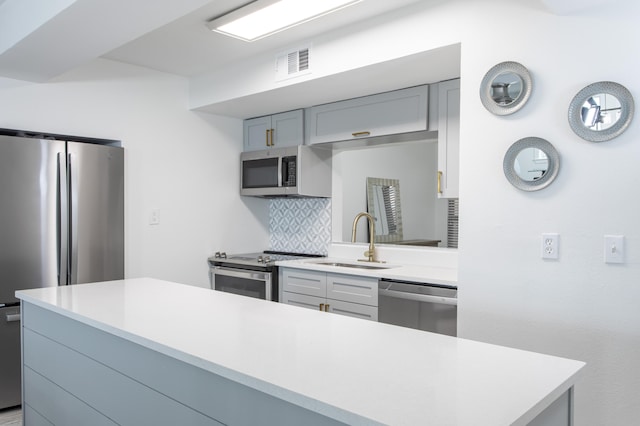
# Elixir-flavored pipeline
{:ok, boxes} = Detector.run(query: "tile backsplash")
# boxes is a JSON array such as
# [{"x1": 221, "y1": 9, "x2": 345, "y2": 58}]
[{"x1": 269, "y1": 198, "x2": 331, "y2": 255}]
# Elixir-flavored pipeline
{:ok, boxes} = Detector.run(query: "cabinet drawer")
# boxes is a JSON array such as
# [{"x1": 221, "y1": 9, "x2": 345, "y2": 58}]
[
  {"x1": 326, "y1": 273, "x2": 378, "y2": 307},
  {"x1": 307, "y1": 85, "x2": 428, "y2": 145},
  {"x1": 327, "y1": 300, "x2": 378, "y2": 322},
  {"x1": 281, "y1": 292, "x2": 326, "y2": 311},
  {"x1": 282, "y1": 268, "x2": 326, "y2": 297}
]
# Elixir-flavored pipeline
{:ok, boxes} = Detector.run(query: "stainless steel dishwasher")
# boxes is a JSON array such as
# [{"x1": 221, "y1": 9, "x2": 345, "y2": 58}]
[{"x1": 378, "y1": 279, "x2": 457, "y2": 336}]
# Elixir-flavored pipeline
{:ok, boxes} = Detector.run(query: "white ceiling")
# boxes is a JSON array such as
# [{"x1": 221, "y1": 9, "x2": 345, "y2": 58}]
[
  {"x1": 0, "y1": 0, "x2": 428, "y2": 82},
  {"x1": 0, "y1": 0, "x2": 613, "y2": 117}
]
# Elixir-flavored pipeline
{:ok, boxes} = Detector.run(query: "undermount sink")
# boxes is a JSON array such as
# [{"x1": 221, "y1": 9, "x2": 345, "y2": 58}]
[{"x1": 309, "y1": 261, "x2": 393, "y2": 270}]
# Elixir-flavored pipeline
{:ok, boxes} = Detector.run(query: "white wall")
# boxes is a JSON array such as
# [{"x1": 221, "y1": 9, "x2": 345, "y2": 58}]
[
  {"x1": 191, "y1": 0, "x2": 640, "y2": 423},
  {"x1": 0, "y1": 58, "x2": 270, "y2": 288}
]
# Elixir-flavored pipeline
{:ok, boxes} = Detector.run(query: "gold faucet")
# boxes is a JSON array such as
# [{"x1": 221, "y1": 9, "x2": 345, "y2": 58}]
[{"x1": 351, "y1": 212, "x2": 378, "y2": 262}]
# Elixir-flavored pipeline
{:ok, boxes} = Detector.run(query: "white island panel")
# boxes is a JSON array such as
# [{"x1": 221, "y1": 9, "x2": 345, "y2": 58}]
[{"x1": 17, "y1": 278, "x2": 584, "y2": 425}]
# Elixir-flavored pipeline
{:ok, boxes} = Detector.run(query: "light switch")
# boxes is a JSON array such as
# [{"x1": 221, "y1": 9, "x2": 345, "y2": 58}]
[{"x1": 604, "y1": 235, "x2": 624, "y2": 264}]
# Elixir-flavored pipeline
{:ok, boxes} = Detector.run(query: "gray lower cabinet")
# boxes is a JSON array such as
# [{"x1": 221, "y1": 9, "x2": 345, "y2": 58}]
[
  {"x1": 280, "y1": 268, "x2": 378, "y2": 321},
  {"x1": 21, "y1": 303, "x2": 343, "y2": 426}
]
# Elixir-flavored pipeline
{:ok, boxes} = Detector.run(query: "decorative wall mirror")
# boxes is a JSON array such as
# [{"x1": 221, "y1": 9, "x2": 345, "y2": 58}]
[
  {"x1": 480, "y1": 61, "x2": 533, "y2": 115},
  {"x1": 568, "y1": 81, "x2": 634, "y2": 142},
  {"x1": 366, "y1": 177, "x2": 403, "y2": 243},
  {"x1": 503, "y1": 137, "x2": 560, "y2": 191}
]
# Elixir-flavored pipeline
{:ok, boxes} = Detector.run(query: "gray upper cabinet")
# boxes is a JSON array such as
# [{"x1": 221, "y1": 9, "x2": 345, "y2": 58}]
[
  {"x1": 306, "y1": 85, "x2": 429, "y2": 145},
  {"x1": 437, "y1": 79, "x2": 460, "y2": 199},
  {"x1": 243, "y1": 109, "x2": 304, "y2": 151}
]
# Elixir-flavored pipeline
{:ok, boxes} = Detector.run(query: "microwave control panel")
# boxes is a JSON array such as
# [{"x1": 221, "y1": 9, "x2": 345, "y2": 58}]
[{"x1": 282, "y1": 156, "x2": 296, "y2": 187}]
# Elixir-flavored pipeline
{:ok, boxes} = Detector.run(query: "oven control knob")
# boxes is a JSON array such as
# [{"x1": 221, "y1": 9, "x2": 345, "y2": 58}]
[
  {"x1": 264, "y1": 255, "x2": 271, "y2": 263},
  {"x1": 214, "y1": 252, "x2": 221, "y2": 258},
  {"x1": 220, "y1": 252, "x2": 227, "y2": 259},
  {"x1": 257, "y1": 255, "x2": 264, "y2": 263}
]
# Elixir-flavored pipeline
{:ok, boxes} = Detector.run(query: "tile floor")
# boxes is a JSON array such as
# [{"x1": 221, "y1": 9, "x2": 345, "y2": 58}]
[{"x1": 0, "y1": 407, "x2": 21, "y2": 426}]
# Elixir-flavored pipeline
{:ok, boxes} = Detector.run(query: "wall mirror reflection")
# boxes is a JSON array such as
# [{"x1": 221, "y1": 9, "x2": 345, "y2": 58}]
[
  {"x1": 367, "y1": 177, "x2": 403, "y2": 243},
  {"x1": 491, "y1": 72, "x2": 523, "y2": 106},
  {"x1": 568, "y1": 81, "x2": 634, "y2": 142},
  {"x1": 480, "y1": 61, "x2": 532, "y2": 115},
  {"x1": 333, "y1": 141, "x2": 449, "y2": 247},
  {"x1": 503, "y1": 137, "x2": 560, "y2": 191},
  {"x1": 514, "y1": 147, "x2": 548, "y2": 181},
  {"x1": 580, "y1": 94, "x2": 621, "y2": 131}
]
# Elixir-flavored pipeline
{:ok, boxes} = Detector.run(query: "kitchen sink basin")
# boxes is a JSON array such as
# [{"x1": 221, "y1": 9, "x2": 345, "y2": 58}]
[{"x1": 309, "y1": 261, "x2": 393, "y2": 270}]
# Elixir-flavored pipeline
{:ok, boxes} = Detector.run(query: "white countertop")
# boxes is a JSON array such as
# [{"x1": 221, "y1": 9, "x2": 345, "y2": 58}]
[
  {"x1": 17, "y1": 278, "x2": 583, "y2": 426},
  {"x1": 277, "y1": 257, "x2": 458, "y2": 286}
]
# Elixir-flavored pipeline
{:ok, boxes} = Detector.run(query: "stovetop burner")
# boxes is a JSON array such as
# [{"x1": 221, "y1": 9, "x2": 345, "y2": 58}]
[{"x1": 209, "y1": 250, "x2": 323, "y2": 268}]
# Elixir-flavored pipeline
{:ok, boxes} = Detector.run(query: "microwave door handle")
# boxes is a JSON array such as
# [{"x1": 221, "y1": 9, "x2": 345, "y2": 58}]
[
  {"x1": 278, "y1": 156, "x2": 283, "y2": 187},
  {"x1": 379, "y1": 287, "x2": 458, "y2": 306}
]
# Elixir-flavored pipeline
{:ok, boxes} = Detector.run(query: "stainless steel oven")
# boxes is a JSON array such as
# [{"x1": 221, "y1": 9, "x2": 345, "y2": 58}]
[
  {"x1": 208, "y1": 251, "x2": 323, "y2": 302},
  {"x1": 211, "y1": 266, "x2": 275, "y2": 301},
  {"x1": 378, "y1": 279, "x2": 457, "y2": 336}
]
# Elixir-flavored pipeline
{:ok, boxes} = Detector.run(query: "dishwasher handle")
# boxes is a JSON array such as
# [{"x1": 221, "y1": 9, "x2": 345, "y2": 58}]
[{"x1": 379, "y1": 287, "x2": 458, "y2": 306}]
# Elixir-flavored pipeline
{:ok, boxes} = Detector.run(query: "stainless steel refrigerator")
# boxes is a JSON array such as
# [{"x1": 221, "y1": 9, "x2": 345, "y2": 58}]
[{"x1": 0, "y1": 133, "x2": 124, "y2": 409}]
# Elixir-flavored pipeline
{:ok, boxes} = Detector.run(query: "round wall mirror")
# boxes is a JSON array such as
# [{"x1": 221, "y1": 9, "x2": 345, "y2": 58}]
[
  {"x1": 480, "y1": 61, "x2": 533, "y2": 115},
  {"x1": 568, "y1": 81, "x2": 634, "y2": 142},
  {"x1": 503, "y1": 137, "x2": 560, "y2": 191}
]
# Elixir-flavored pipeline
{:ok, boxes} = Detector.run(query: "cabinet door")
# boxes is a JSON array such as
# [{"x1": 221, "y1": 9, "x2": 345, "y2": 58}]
[
  {"x1": 271, "y1": 110, "x2": 304, "y2": 148},
  {"x1": 326, "y1": 274, "x2": 378, "y2": 307},
  {"x1": 281, "y1": 268, "x2": 326, "y2": 298},
  {"x1": 307, "y1": 85, "x2": 429, "y2": 145},
  {"x1": 243, "y1": 110, "x2": 304, "y2": 151},
  {"x1": 326, "y1": 300, "x2": 378, "y2": 321},
  {"x1": 243, "y1": 115, "x2": 272, "y2": 151},
  {"x1": 437, "y1": 79, "x2": 460, "y2": 199},
  {"x1": 281, "y1": 292, "x2": 325, "y2": 312}
]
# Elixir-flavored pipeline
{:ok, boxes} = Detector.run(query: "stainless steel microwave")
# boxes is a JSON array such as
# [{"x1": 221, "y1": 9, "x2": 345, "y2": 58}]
[{"x1": 240, "y1": 145, "x2": 331, "y2": 197}]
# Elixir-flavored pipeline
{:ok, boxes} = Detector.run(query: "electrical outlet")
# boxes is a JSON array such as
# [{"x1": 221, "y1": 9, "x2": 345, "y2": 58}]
[
  {"x1": 604, "y1": 235, "x2": 624, "y2": 264},
  {"x1": 150, "y1": 209, "x2": 160, "y2": 225},
  {"x1": 541, "y1": 233, "x2": 559, "y2": 260}
]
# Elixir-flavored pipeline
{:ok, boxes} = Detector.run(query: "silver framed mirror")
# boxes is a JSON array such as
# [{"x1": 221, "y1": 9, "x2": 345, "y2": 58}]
[
  {"x1": 503, "y1": 137, "x2": 560, "y2": 191},
  {"x1": 480, "y1": 61, "x2": 533, "y2": 115},
  {"x1": 366, "y1": 177, "x2": 403, "y2": 243},
  {"x1": 568, "y1": 81, "x2": 634, "y2": 142}
]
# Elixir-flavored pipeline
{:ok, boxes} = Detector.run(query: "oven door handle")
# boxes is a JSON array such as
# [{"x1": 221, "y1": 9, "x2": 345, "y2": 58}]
[
  {"x1": 213, "y1": 266, "x2": 270, "y2": 282},
  {"x1": 379, "y1": 287, "x2": 458, "y2": 306}
]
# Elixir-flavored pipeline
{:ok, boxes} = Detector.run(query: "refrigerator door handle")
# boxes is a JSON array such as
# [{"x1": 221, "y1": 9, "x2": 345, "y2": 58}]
[
  {"x1": 57, "y1": 153, "x2": 69, "y2": 286},
  {"x1": 68, "y1": 153, "x2": 79, "y2": 285},
  {"x1": 5, "y1": 313, "x2": 20, "y2": 322}
]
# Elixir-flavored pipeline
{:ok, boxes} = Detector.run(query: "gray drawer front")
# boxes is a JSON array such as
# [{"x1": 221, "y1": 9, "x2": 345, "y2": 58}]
[
  {"x1": 282, "y1": 268, "x2": 326, "y2": 297},
  {"x1": 326, "y1": 274, "x2": 377, "y2": 306}
]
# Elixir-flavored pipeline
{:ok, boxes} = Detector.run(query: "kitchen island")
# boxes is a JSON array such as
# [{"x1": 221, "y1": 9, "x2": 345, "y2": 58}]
[{"x1": 17, "y1": 278, "x2": 584, "y2": 425}]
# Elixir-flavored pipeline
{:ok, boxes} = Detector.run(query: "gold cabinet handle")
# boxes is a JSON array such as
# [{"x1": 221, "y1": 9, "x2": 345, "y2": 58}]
[
  {"x1": 324, "y1": 304, "x2": 329, "y2": 312},
  {"x1": 269, "y1": 128, "x2": 274, "y2": 146},
  {"x1": 352, "y1": 131, "x2": 371, "y2": 137},
  {"x1": 265, "y1": 129, "x2": 270, "y2": 147},
  {"x1": 437, "y1": 171, "x2": 443, "y2": 194},
  {"x1": 319, "y1": 303, "x2": 325, "y2": 311}
]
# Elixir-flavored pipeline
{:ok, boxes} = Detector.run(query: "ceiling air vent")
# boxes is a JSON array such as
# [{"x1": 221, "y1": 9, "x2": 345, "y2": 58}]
[{"x1": 275, "y1": 45, "x2": 311, "y2": 82}]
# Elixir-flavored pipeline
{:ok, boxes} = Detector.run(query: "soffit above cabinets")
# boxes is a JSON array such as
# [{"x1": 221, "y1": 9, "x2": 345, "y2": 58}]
[{"x1": 193, "y1": 43, "x2": 461, "y2": 119}]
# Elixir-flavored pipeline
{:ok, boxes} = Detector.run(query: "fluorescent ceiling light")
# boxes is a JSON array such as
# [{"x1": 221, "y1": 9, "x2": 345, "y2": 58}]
[{"x1": 207, "y1": 0, "x2": 363, "y2": 42}]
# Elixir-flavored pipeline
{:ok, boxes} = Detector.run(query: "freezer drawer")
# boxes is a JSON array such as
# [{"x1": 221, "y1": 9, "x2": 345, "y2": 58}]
[{"x1": 0, "y1": 306, "x2": 22, "y2": 409}]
